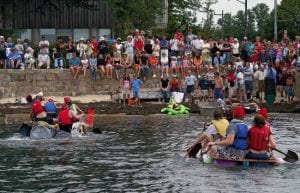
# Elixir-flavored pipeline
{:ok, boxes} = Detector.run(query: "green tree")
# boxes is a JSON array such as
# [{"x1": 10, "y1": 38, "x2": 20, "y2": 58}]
[
  {"x1": 251, "y1": 3, "x2": 270, "y2": 37},
  {"x1": 166, "y1": 0, "x2": 202, "y2": 37},
  {"x1": 277, "y1": 0, "x2": 300, "y2": 39}
]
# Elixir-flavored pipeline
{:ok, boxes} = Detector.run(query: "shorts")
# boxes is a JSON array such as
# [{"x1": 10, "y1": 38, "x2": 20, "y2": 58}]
[
  {"x1": 201, "y1": 90, "x2": 208, "y2": 97},
  {"x1": 0, "y1": 50, "x2": 6, "y2": 59},
  {"x1": 133, "y1": 90, "x2": 140, "y2": 98},
  {"x1": 186, "y1": 85, "x2": 195, "y2": 94},
  {"x1": 59, "y1": 124, "x2": 72, "y2": 133},
  {"x1": 258, "y1": 80, "x2": 265, "y2": 92},
  {"x1": 237, "y1": 83, "x2": 245, "y2": 90},
  {"x1": 115, "y1": 67, "x2": 122, "y2": 73},
  {"x1": 122, "y1": 88, "x2": 130, "y2": 95},
  {"x1": 217, "y1": 145, "x2": 248, "y2": 159},
  {"x1": 287, "y1": 87, "x2": 295, "y2": 96},
  {"x1": 106, "y1": 64, "x2": 112, "y2": 68},
  {"x1": 214, "y1": 88, "x2": 224, "y2": 99}
]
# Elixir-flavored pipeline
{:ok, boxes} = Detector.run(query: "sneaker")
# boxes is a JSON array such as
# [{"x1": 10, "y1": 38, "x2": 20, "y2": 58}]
[{"x1": 153, "y1": 74, "x2": 156, "y2": 78}]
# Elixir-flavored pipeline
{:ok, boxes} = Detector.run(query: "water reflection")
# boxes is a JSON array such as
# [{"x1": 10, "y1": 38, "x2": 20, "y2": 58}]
[{"x1": 0, "y1": 114, "x2": 299, "y2": 192}]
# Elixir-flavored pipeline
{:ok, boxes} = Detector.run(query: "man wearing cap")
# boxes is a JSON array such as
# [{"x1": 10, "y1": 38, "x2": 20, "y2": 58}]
[
  {"x1": 208, "y1": 106, "x2": 249, "y2": 159},
  {"x1": 64, "y1": 96, "x2": 84, "y2": 115}
]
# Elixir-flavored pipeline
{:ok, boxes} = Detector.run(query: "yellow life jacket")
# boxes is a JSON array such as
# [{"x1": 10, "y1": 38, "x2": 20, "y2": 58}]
[{"x1": 211, "y1": 119, "x2": 229, "y2": 138}]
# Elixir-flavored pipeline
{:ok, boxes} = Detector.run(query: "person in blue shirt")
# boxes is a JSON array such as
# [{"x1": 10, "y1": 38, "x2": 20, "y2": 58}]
[
  {"x1": 69, "y1": 52, "x2": 81, "y2": 79},
  {"x1": 7, "y1": 47, "x2": 22, "y2": 69},
  {"x1": 131, "y1": 77, "x2": 143, "y2": 106},
  {"x1": 44, "y1": 98, "x2": 58, "y2": 118}
]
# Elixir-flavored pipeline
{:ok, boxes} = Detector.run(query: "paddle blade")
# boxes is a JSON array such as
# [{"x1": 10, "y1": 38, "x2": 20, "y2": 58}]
[
  {"x1": 86, "y1": 108, "x2": 95, "y2": 127},
  {"x1": 19, "y1": 123, "x2": 32, "y2": 137},
  {"x1": 283, "y1": 150, "x2": 298, "y2": 163},
  {"x1": 187, "y1": 143, "x2": 202, "y2": 158},
  {"x1": 93, "y1": 128, "x2": 102, "y2": 134}
]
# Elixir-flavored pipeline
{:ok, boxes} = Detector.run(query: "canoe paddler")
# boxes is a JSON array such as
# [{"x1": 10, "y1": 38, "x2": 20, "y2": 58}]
[{"x1": 186, "y1": 109, "x2": 229, "y2": 158}]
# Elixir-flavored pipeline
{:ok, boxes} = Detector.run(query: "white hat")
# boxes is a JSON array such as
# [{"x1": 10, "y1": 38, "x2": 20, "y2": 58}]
[
  {"x1": 80, "y1": 37, "x2": 84, "y2": 41},
  {"x1": 234, "y1": 38, "x2": 238, "y2": 41},
  {"x1": 99, "y1": 36, "x2": 105, "y2": 41}
]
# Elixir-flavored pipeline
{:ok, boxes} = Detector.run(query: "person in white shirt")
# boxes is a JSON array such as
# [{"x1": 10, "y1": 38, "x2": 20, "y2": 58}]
[
  {"x1": 236, "y1": 65, "x2": 247, "y2": 102},
  {"x1": 124, "y1": 36, "x2": 134, "y2": 65},
  {"x1": 185, "y1": 70, "x2": 197, "y2": 103},
  {"x1": 232, "y1": 38, "x2": 240, "y2": 57},
  {"x1": 254, "y1": 65, "x2": 266, "y2": 103},
  {"x1": 38, "y1": 35, "x2": 50, "y2": 54},
  {"x1": 169, "y1": 34, "x2": 179, "y2": 56},
  {"x1": 191, "y1": 36, "x2": 204, "y2": 54},
  {"x1": 37, "y1": 49, "x2": 50, "y2": 69}
]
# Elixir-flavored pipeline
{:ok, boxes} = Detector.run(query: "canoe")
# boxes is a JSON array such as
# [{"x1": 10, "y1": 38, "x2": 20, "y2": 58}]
[{"x1": 206, "y1": 155, "x2": 284, "y2": 166}]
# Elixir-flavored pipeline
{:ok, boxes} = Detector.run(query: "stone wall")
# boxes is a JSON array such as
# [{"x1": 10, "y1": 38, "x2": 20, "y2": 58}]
[
  {"x1": 0, "y1": 69, "x2": 121, "y2": 98},
  {"x1": 0, "y1": 69, "x2": 161, "y2": 99}
]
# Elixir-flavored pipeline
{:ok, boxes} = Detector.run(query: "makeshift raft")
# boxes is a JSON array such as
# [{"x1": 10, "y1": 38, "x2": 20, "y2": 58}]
[
  {"x1": 19, "y1": 122, "x2": 72, "y2": 140},
  {"x1": 209, "y1": 156, "x2": 284, "y2": 166}
]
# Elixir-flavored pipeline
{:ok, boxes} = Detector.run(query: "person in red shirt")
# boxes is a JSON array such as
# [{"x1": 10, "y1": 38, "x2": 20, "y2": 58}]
[
  {"x1": 246, "y1": 114, "x2": 276, "y2": 162},
  {"x1": 31, "y1": 95, "x2": 58, "y2": 125},
  {"x1": 59, "y1": 103, "x2": 85, "y2": 133},
  {"x1": 91, "y1": 36, "x2": 98, "y2": 55},
  {"x1": 149, "y1": 54, "x2": 159, "y2": 78},
  {"x1": 134, "y1": 36, "x2": 144, "y2": 53}
]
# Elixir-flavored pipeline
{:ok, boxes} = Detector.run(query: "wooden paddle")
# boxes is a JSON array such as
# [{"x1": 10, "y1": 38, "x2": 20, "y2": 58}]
[
  {"x1": 273, "y1": 148, "x2": 298, "y2": 163},
  {"x1": 186, "y1": 122, "x2": 209, "y2": 158}
]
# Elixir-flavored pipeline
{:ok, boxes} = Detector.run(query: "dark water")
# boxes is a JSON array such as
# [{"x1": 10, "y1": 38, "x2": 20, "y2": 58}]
[{"x1": 0, "y1": 114, "x2": 299, "y2": 193}]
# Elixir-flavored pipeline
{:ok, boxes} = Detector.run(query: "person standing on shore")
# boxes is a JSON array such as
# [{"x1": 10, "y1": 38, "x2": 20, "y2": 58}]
[
  {"x1": 131, "y1": 77, "x2": 143, "y2": 107},
  {"x1": 121, "y1": 74, "x2": 131, "y2": 107}
]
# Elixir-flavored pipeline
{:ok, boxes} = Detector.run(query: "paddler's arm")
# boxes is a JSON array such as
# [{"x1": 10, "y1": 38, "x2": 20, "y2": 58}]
[
  {"x1": 208, "y1": 134, "x2": 235, "y2": 147},
  {"x1": 269, "y1": 135, "x2": 276, "y2": 150},
  {"x1": 70, "y1": 110, "x2": 85, "y2": 121}
]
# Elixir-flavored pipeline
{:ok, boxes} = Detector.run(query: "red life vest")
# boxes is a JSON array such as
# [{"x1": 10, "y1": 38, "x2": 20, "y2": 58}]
[
  {"x1": 32, "y1": 100, "x2": 44, "y2": 116},
  {"x1": 248, "y1": 125, "x2": 271, "y2": 151},
  {"x1": 59, "y1": 109, "x2": 73, "y2": 126}
]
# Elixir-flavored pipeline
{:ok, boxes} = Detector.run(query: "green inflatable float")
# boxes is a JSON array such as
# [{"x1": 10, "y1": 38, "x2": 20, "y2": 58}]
[{"x1": 161, "y1": 99, "x2": 190, "y2": 115}]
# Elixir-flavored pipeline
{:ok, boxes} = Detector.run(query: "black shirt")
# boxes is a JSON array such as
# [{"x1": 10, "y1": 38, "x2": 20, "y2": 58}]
[{"x1": 161, "y1": 78, "x2": 169, "y2": 88}]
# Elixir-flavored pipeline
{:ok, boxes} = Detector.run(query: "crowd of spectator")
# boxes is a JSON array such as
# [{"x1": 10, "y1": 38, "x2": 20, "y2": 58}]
[{"x1": 0, "y1": 29, "x2": 299, "y2": 104}]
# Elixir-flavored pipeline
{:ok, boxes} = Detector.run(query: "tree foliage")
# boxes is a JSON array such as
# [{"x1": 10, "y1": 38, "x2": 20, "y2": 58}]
[{"x1": 277, "y1": 0, "x2": 300, "y2": 39}]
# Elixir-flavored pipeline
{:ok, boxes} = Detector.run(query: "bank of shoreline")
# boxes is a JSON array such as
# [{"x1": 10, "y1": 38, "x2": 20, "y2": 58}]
[{"x1": 0, "y1": 96, "x2": 299, "y2": 125}]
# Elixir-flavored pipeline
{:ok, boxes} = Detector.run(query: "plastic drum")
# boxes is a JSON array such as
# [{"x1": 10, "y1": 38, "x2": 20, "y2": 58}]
[
  {"x1": 54, "y1": 130, "x2": 72, "y2": 139},
  {"x1": 30, "y1": 125, "x2": 55, "y2": 140}
]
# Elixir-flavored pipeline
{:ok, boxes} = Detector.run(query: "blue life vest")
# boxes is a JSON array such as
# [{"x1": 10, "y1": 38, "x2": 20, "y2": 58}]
[
  {"x1": 232, "y1": 123, "x2": 248, "y2": 150},
  {"x1": 44, "y1": 102, "x2": 57, "y2": 113}
]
